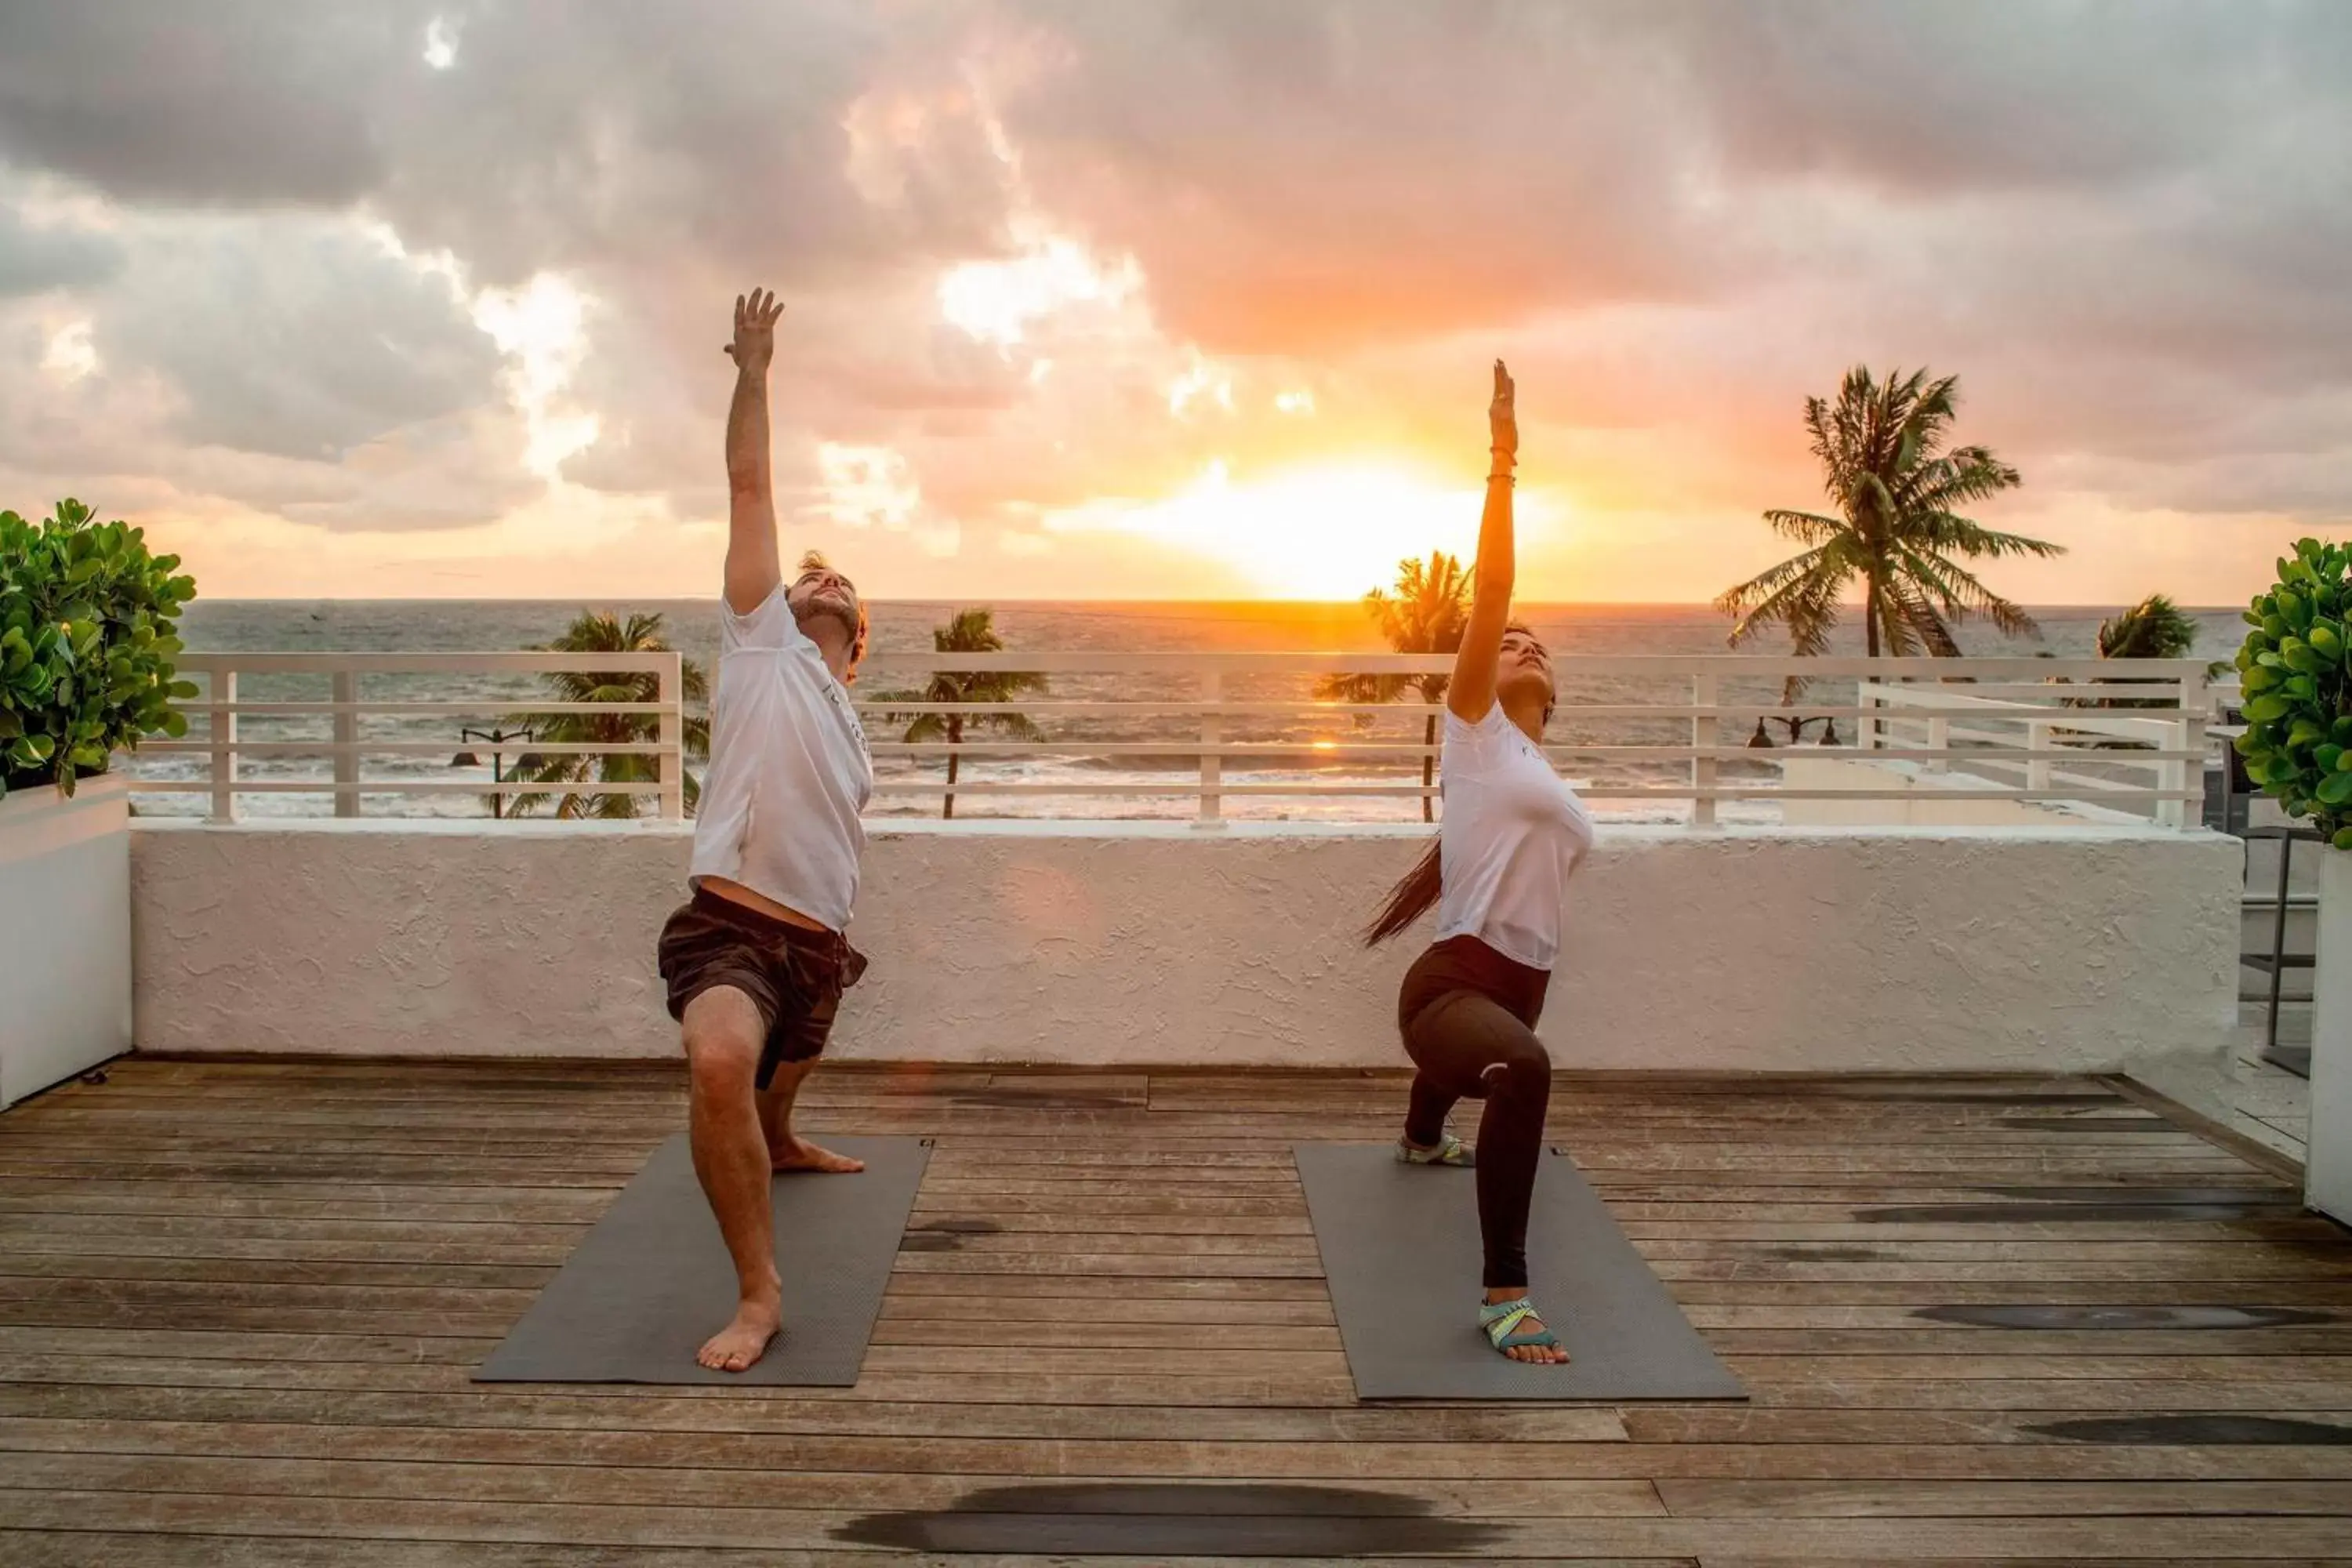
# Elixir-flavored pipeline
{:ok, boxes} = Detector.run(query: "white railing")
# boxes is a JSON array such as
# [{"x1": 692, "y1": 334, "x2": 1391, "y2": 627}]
[
  {"x1": 857, "y1": 652, "x2": 2208, "y2": 826},
  {"x1": 142, "y1": 652, "x2": 687, "y2": 822},
  {"x1": 137, "y1": 651, "x2": 2209, "y2": 828},
  {"x1": 1856, "y1": 673, "x2": 2209, "y2": 828}
]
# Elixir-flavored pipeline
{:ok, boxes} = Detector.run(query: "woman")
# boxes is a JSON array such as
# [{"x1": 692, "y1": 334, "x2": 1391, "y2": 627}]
[{"x1": 1365, "y1": 360, "x2": 1593, "y2": 1365}]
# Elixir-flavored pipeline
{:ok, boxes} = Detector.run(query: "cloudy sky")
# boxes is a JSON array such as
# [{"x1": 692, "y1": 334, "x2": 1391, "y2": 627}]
[{"x1": 0, "y1": 1, "x2": 2343, "y2": 602}]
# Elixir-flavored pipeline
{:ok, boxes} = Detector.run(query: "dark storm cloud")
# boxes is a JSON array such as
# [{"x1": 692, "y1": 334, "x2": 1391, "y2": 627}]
[
  {"x1": 0, "y1": 2, "x2": 433, "y2": 205},
  {"x1": 367, "y1": 2, "x2": 1009, "y2": 291},
  {"x1": 1671, "y1": 0, "x2": 2341, "y2": 194},
  {"x1": 0, "y1": 1, "x2": 1010, "y2": 286}
]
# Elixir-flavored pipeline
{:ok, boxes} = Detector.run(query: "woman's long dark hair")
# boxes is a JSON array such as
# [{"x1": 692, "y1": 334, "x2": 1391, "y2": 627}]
[
  {"x1": 1363, "y1": 621, "x2": 1553, "y2": 948},
  {"x1": 1365, "y1": 837, "x2": 1444, "y2": 947}
]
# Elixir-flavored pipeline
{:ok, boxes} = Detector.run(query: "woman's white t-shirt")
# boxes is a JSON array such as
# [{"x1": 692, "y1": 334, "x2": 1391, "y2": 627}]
[
  {"x1": 1432, "y1": 703, "x2": 1595, "y2": 971},
  {"x1": 688, "y1": 587, "x2": 873, "y2": 931}
]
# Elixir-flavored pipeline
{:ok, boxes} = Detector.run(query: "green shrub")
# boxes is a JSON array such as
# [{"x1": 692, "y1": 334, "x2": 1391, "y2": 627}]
[
  {"x1": 0, "y1": 499, "x2": 198, "y2": 801},
  {"x1": 2237, "y1": 538, "x2": 2352, "y2": 849}
]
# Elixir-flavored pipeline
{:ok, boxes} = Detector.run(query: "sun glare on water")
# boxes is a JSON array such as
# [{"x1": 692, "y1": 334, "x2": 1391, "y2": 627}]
[{"x1": 1049, "y1": 463, "x2": 1511, "y2": 599}]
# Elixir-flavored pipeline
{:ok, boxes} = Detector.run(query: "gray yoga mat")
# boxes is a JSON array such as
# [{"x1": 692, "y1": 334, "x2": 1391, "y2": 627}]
[
  {"x1": 1294, "y1": 1143, "x2": 1745, "y2": 1401},
  {"x1": 477, "y1": 1133, "x2": 927, "y2": 1386}
]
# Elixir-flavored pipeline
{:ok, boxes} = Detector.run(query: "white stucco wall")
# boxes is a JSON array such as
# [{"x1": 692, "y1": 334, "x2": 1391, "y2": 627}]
[
  {"x1": 129, "y1": 819, "x2": 2241, "y2": 1074},
  {"x1": 1774, "y1": 756, "x2": 2119, "y2": 828}
]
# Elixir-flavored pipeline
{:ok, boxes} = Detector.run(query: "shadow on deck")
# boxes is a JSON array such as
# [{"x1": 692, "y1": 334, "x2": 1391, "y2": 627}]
[{"x1": 2, "y1": 1058, "x2": 2350, "y2": 1564}]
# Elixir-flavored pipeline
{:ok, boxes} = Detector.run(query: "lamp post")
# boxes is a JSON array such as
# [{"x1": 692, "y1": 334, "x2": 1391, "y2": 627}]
[
  {"x1": 451, "y1": 726, "x2": 536, "y2": 820},
  {"x1": 1768, "y1": 714, "x2": 1842, "y2": 746}
]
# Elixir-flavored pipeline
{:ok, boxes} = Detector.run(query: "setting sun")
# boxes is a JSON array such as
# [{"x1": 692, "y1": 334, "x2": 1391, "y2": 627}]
[{"x1": 1045, "y1": 462, "x2": 1542, "y2": 599}]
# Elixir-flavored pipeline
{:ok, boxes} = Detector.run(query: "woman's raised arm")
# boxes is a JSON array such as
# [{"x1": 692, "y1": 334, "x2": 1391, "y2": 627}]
[{"x1": 1447, "y1": 359, "x2": 1519, "y2": 724}]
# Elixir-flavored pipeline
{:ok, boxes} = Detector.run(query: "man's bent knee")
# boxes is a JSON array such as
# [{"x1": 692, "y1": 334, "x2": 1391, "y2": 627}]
[{"x1": 682, "y1": 989, "x2": 765, "y2": 1098}]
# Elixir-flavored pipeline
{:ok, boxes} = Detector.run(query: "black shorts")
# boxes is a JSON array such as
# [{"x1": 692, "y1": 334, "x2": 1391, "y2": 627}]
[{"x1": 657, "y1": 888, "x2": 868, "y2": 1088}]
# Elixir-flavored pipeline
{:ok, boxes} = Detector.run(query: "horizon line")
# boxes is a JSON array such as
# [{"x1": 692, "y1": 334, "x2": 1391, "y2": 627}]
[{"x1": 182, "y1": 596, "x2": 2245, "y2": 612}]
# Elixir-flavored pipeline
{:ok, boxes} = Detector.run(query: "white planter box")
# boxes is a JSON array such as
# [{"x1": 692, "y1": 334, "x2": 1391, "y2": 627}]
[
  {"x1": 0, "y1": 773, "x2": 132, "y2": 1109},
  {"x1": 2308, "y1": 847, "x2": 2352, "y2": 1220}
]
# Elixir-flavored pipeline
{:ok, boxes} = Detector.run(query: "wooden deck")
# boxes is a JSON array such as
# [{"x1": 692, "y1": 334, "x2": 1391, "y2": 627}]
[{"x1": 2, "y1": 1058, "x2": 2350, "y2": 1564}]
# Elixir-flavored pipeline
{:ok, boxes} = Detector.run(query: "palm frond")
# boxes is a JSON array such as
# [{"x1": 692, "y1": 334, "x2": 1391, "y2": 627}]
[
  {"x1": 2098, "y1": 594, "x2": 2199, "y2": 660},
  {"x1": 1761, "y1": 509, "x2": 1846, "y2": 545},
  {"x1": 1893, "y1": 448, "x2": 2022, "y2": 515},
  {"x1": 1716, "y1": 545, "x2": 1847, "y2": 652},
  {"x1": 1908, "y1": 512, "x2": 2064, "y2": 561},
  {"x1": 502, "y1": 607, "x2": 706, "y2": 818},
  {"x1": 986, "y1": 712, "x2": 1047, "y2": 742},
  {"x1": 1886, "y1": 575, "x2": 1964, "y2": 657},
  {"x1": 1896, "y1": 546, "x2": 2041, "y2": 641},
  {"x1": 1318, "y1": 671, "x2": 1407, "y2": 702}
]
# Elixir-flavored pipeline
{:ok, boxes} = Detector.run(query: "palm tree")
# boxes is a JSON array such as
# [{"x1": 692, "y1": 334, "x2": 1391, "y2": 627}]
[
  {"x1": 503, "y1": 610, "x2": 710, "y2": 818},
  {"x1": 2071, "y1": 593, "x2": 2205, "y2": 712},
  {"x1": 2097, "y1": 594, "x2": 2200, "y2": 660},
  {"x1": 878, "y1": 608, "x2": 1047, "y2": 820},
  {"x1": 1717, "y1": 366, "x2": 2064, "y2": 657},
  {"x1": 1319, "y1": 552, "x2": 1472, "y2": 822}
]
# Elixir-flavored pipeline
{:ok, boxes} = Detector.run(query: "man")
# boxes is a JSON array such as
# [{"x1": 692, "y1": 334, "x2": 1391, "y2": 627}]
[{"x1": 655, "y1": 287, "x2": 874, "y2": 1373}]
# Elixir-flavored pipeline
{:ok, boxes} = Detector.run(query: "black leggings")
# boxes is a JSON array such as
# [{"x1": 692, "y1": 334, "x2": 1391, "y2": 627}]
[{"x1": 1397, "y1": 936, "x2": 1553, "y2": 1291}]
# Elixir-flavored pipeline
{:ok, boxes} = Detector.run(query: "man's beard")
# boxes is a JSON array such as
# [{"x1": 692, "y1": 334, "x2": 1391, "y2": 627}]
[{"x1": 794, "y1": 594, "x2": 859, "y2": 646}]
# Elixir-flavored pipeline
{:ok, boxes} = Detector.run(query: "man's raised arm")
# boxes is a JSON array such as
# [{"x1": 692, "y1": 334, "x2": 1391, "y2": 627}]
[{"x1": 722, "y1": 289, "x2": 786, "y2": 615}]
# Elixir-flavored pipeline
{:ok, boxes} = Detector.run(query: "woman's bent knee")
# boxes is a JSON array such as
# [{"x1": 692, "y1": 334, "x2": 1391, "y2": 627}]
[{"x1": 1479, "y1": 1039, "x2": 1552, "y2": 1097}]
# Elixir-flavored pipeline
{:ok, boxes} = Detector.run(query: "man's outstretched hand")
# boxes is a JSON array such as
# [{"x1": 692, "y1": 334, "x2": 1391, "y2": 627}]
[{"x1": 727, "y1": 289, "x2": 784, "y2": 375}]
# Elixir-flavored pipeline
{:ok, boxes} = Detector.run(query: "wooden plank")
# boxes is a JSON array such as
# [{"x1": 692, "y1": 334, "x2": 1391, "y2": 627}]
[
  {"x1": 2, "y1": 1098, "x2": 2210, "y2": 1129},
  {"x1": 9, "y1": 1351, "x2": 2352, "y2": 1413},
  {"x1": 9, "y1": 1308, "x2": 2349, "y2": 1363},
  {"x1": 0, "y1": 1256, "x2": 554, "y2": 1289},
  {"x1": 11, "y1": 1419, "x2": 2352, "y2": 1482},
  {"x1": 1681, "y1": 1302, "x2": 2352, "y2": 1330},
  {"x1": 0, "y1": 1354, "x2": 1365, "y2": 1406},
  {"x1": 0, "y1": 1384, "x2": 1632, "y2": 1442},
  {"x1": 0, "y1": 1537, "x2": 1701, "y2": 1568},
  {"x1": 1655, "y1": 1477, "x2": 2352, "y2": 1515},
  {"x1": 0, "y1": 1183, "x2": 1298, "y2": 1221},
  {"x1": 1661, "y1": 1280, "x2": 2352, "y2": 1306},
  {"x1": 3, "y1": 1492, "x2": 2350, "y2": 1559},
  {"x1": 0, "y1": 1214, "x2": 592, "y2": 1245},
  {"x1": 0, "y1": 1453, "x2": 1675, "y2": 1516},
  {"x1": 0, "y1": 1328, "x2": 492, "y2": 1363}
]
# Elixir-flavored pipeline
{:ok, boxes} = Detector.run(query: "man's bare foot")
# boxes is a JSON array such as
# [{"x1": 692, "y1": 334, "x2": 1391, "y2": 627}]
[
  {"x1": 770, "y1": 1136, "x2": 864, "y2": 1174},
  {"x1": 697, "y1": 1293, "x2": 782, "y2": 1373}
]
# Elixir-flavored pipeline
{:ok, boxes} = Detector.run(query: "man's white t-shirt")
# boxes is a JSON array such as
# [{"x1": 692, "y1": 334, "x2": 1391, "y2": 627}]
[
  {"x1": 688, "y1": 587, "x2": 873, "y2": 931},
  {"x1": 1432, "y1": 702, "x2": 1595, "y2": 971}
]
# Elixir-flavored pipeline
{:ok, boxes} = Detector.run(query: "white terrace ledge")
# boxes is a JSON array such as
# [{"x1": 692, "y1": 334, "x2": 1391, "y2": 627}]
[{"x1": 130, "y1": 816, "x2": 2240, "y2": 1077}]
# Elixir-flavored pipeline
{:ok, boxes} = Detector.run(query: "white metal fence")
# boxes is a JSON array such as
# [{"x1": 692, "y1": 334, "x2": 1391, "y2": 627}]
[{"x1": 139, "y1": 650, "x2": 2210, "y2": 827}]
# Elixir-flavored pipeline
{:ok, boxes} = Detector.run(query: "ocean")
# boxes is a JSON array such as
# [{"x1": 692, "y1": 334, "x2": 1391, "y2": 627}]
[{"x1": 132, "y1": 600, "x2": 2242, "y2": 824}]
